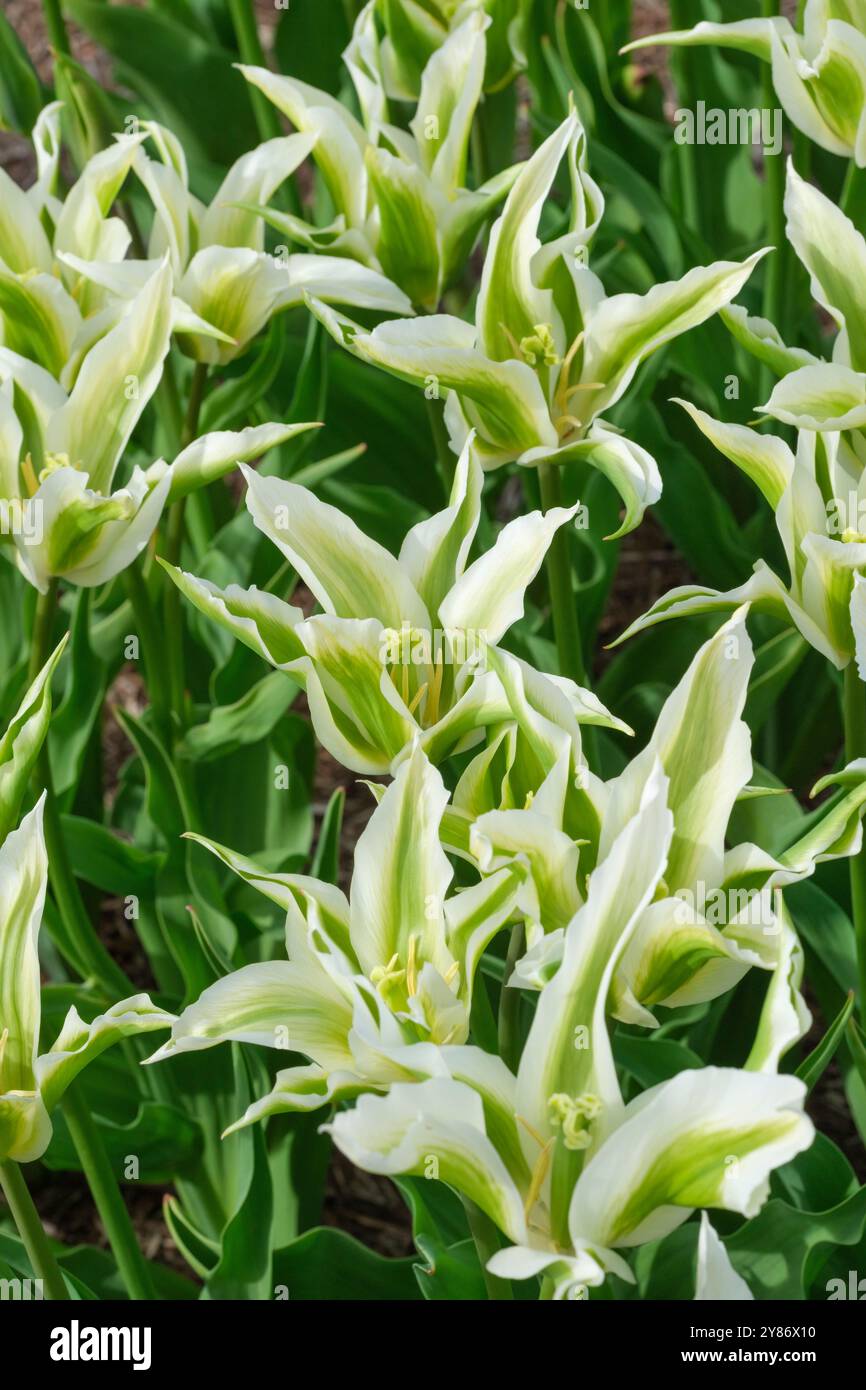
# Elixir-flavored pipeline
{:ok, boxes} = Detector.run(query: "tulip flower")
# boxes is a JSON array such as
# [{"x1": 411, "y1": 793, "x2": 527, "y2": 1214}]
[
  {"x1": 0, "y1": 260, "x2": 318, "y2": 591},
  {"x1": 325, "y1": 767, "x2": 813, "y2": 1295},
  {"x1": 161, "y1": 434, "x2": 624, "y2": 774},
  {"x1": 351, "y1": 0, "x2": 523, "y2": 100},
  {"x1": 237, "y1": 9, "x2": 522, "y2": 313},
  {"x1": 0, "y1": 104, "x2": 156, "y2": 378},
  {"x1": 623, "y1": 1, "x2": 866, "y2": 166},
  {"x1": 147, "y1": 743, "x2": 526, "y2": 1125},
  {"x1": 0, "y1": 797, "x2": 174, "y2": 1162},
  {"x1": 310, "y1": 111, "x2": 767, "y2": 535},
  {"x1": 461, "y1": 611, "x2": 866, "y2": 1019}
]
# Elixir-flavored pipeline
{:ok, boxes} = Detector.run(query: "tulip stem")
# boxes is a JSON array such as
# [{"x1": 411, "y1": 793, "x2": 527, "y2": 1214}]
[
  {"x1": 62, "y1": 1085, "x2": 155, "y2": 1300},
  {"x1": 425, "y1": 394, "x2": 456, "y2": 496},
  {"x1": 498, "y1": 923, "x2": 525, "y2": 1071},
  {"x1": 163, "y1": 362, "x2": 208, "y2": 741},
  {"x1": 228, "y1": 0, "x2": 282, "y2": 143},
  {"x1": 460, "y1": 1197, "x2": 513, "y2": 1299},
  {"x1": 538, "y1": 463, "x2": 586, "y2": 686},
  {"x1": 29, "y1": 585, "x2": 132, "y2": 999},
  {"x1": 42, "y1": 0, "x2": 71, "y2": 58},
  {"x1": 124, "y1": 559, "x2": 174, "y2": 749},
  {"x1": 843, "y1": 663, "x2": 866, "y2": 1024},
  {"x1": 667, "y1": 0, "x2": 701, "y2": 235},
  {"x1": 0, "y1": 1160, "x2": 69, "y2": 1300},
  {"x1": 760, "y1": 0, "x2": 786, "y2": 402}
]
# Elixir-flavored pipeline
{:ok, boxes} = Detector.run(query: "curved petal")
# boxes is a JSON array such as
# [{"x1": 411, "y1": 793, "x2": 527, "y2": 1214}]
[
  {"x1": 568, "y1": 1068, "x2": 812, "y2": 1251},
  {"x1": 325, "y1": 1077, "x2": 529, "y2": 1244}
]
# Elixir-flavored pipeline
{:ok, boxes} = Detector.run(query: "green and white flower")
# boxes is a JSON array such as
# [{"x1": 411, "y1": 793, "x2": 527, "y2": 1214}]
[
  {"x1": 326, "y1": 768, "x2": 813, "y2": 1294},
  {"x1": 238, "y1": 8, "x2": 521, "y2": 312},
  {"x1": 624, "y1": 1, "x2": 866, "y2": 166},
  {"x1": 147, "y1": 743, "x2": 525, "y2": 1126},
  {"x1": 310, "y1": 111, "x2": 767, "y2": 534},
  {"x1": 0, "y1": 260, "x2": 317, "y2": 590},
  {"x1": 0, "y1": 797, "x2": 174, "y2": 1162},
  {"x1": 353, "y1": 0, "x2": 524, "y2": 100},
  {"x1": 0, "y1": 104, "x2": 157, "y2": 378},
  {"x1": 161, "y1": 434, "x2": 621, "y2": 773},
  {"x1": 464, "y1": 610, "x2": 866, "y2": 1021},
  {"x1": 98, "y1": 116, "x2": 413, "y2": 365}
]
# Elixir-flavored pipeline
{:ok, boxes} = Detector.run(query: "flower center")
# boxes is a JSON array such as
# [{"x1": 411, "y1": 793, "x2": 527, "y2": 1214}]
[
  {"x1": 548, "y1": 1091, "x2": 602, "y2": 1150},
  {"x1": 519, "y1": 323, "x2": 560, "y2": 368}
]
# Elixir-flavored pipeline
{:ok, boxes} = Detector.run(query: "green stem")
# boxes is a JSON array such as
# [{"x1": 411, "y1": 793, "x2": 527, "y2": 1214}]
[
  {"x1": 667, "y1": 0, "x2": 701, "y2": 236},
  {"x1": 62, "y1": 1086, "x2": 154, "y2": 1300},
  {"x1": 227, "y1": 0, "x2": 282, "y2": 142},
  {"x1": 497, "y1": 923, "x2": 525, "y2": 1072},
  {"x1": 41, "y1": 0, "x2": 71, "y2": 57},
  {"x1": 841, "y1": 163, "x2": 866, "y2": 237},
  {"x1": 163, "y1": 363, "x2": 208, "y2": 740},
  {"x1": 843, "y1": 663, "x2": 866, "y2": 1024},
  {"x1": 30, "y1": 585, "x2": 131, "y2": 999},
  {"x1": 0, "y1": 1161, "x2": 69, "y2": 1299},
  {"x1": 425, "y1": 394, "x2": 456, "y2": 497},
  {"x1": 124, "y1": 559, "x2": 173, "y2": 748},
  {"x1": 538, "y1": 464, "x2": 586, "y2": 685},
  {"x1": 460, "y1": 1197, "x2": 513, "y2": 1300},
  {"x1": 760, "y1": 1, "x2": 785, "y2": 399}
]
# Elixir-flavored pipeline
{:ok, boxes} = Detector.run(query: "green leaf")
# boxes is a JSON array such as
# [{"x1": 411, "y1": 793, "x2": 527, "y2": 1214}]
[
  {"x1": 613, "y1": 1034, "x2": 703, "y2": 1088},
  {"x1": 273, "y1": 0, "x2": 352, "y2": 94},
  {"x1": 795, "y1": 993, "x2": 855, "y2": 1093},
  {"x1": 65, "y1": 0, "x2": 258, "y2": 165},
  {"x1": 179, "y1": 673, "x2": 300, "y2": 764},
  {"x1": 44, "y1": 1101, "x2": 202, "y2": 1183},
  {"x1": 726, "y1": 1188, "x2": 866, "y2": 1300},
  {"x1": 199, "y1": 320, "x2": 287, "y2": 432},
  {"x1": 310, "y1": 786, "x2": 344, "y2": 887},
  {"x1": 272, "y1": 1228, "x2": 422, "y2": 1301},
  {"x1": 61, "y1": 814, "x2": 165, "y2": 895},
  {"x1": 0, "y1": 11, "x2": 43, "y2": 133}
]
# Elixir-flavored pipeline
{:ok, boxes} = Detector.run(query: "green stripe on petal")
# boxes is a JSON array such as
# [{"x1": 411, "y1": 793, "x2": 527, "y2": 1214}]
[{"x1": 569, "y1": 1068, "x2": 812, "y2": 1250}]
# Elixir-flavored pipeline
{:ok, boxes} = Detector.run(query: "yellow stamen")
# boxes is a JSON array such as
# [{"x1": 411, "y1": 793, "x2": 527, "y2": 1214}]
[
  {"x1": 426, "y1": 648, "x2": 444, "y2": 727},
  {"x1": 523, "y1": 1138, "x2": 555, "y2": 1221},
  {"x1": 517, "y1": 1113, "x2": 548, "y2": 1149},
  {"x1": 498, "y1": 322, "x2": 524, "y2": 359},
  {"x1": 407, "y1": 682, "x2": 428, "y2": 717},
  {"x1": 20, "y1": 454, "x2": 39, "y2": 498},
  {"x1": 406, "y1": 934, "x2": 418, "y2": 996},
  {"x1": 554, "y1": 414, "x2": 584, "y2": 436}
]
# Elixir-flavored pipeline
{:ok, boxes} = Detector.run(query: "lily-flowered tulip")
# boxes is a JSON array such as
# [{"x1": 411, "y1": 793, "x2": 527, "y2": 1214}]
[
  {"x1": 147, "y1": 744, "x2": 525, "y2": 1126},
  {"x1": 611, "y1": 162, "x2": 866, "y2": 674},
  {"x1": 616, "y1": 406, "x2": 866, "y2": 675},
  {"x1": 161, "y1": 435, "x2": 623, "y2": 774},
  {"x1": 460, "y1": 611, "x2": 866, "y2": 1018},
  {"x1": 0, "y1": 260, "x2": 318, "y2": 591},
  {"x1": 0, "y1": 798, "x2": 174, "y2": 1162},
  {"x1": 81, "y1": 117, "x2": 413, "y2": 366},
  {"x1": 0, "y1": 103, "x2": 161, "y2": 379},
  {"x1": 325, "y1": 767, "x2": 813, "y2": 1296},
  {"x1": 310, "y1": 111, "x2": 767, "y2": 535},
  {"x1": 624, "y1": 1, "x2": 866, "y2": 166},
  {"x1": 353, "y1": 0, "x2": 523, "y2": 99},
  {"x1": 238, "y1": 9, "x2": 521, "y2": 313},
  {"x1": 0, "y1": 639, "x2": 66, "y2": 848}
]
